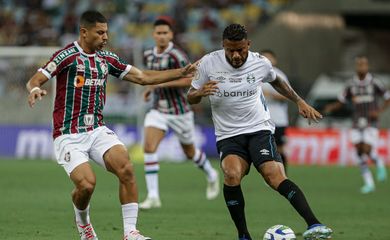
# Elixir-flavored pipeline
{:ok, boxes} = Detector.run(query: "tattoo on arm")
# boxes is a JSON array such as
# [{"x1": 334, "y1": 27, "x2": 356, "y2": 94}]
[{"x1": 269, "y1": 76, "x2": 302, "y2": 103}]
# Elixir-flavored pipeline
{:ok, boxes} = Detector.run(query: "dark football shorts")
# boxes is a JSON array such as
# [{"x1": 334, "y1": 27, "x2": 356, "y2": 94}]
[
  {"x1": 273, "y1": 126, "x2": 287, "y2": 146},
  {"x1": 216, "y1": 130, "x2": 282, "y2": 170}
]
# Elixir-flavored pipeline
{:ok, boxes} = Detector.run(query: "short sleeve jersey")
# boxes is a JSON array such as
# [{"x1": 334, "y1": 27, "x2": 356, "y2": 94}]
[
  {"x1": 191, "y1": 50, "x2": 276, "y2": 141},
  {"x1": 39, "y1": 41, "x2": 132, "y2": 139},
  {"x1": 338, "y1": 73, "x2": 390, "y2": 128},
  {"x1": 261, "y1": 67, "x2": 290, "y2": 127},
  {"x1": 143, "y1": 42, "x2": 191, "y2": 115}
]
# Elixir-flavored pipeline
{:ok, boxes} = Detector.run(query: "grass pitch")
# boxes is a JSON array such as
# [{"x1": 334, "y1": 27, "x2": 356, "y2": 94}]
[{"x1": 0, "y1": 159, "x2": 389, "y2": 240}]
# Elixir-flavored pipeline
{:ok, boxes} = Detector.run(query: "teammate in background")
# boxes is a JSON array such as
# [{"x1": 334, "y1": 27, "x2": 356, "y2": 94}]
[
  {"x1": 139, "y1": 17, "x2": 219, "y2": 210},
  {"x1": 26, "y1": 10, "x2": 197, "y2": 240},
  {"x1": 261, "y1": 49, "x2": 290, "y2": 173},
  {"x1": 324, "y1": 55, "x2": 389, "y2": 194},
  {"x1": 187, "y1": 23, "x2": 332, "y2": 240}
]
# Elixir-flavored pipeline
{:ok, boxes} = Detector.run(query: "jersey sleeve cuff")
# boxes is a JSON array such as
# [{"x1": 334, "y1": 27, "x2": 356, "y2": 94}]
[
  {"x1": 38, "y1": 68, "x2": 52, "y2": 79},
  {"x1": 119, "y1": 65, "x2": 132, "y2": 80}
]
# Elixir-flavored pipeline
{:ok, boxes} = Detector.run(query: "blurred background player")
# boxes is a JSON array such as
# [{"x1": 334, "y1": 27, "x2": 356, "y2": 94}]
[
  {"x1": 26, "y1": 10, "x2": 197, "y2": 240},
  {"x1": 261, "y1": 49, "x2": 290, "y2": 174},
  {"x1": 139, "y1": 17, "x2": 219, "y2": 209},
  {"x1": 324, "y1": 55, "x2": 390, "y2": 194}
]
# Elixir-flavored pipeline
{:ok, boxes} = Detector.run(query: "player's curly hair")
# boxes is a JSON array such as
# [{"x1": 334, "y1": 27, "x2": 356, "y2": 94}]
[
  {"x1": 222, "y1": 23, "x2": 248, "y2": 41},
  {"x1": 80, "y1": 10, "x2": 107, "y2": 28}
]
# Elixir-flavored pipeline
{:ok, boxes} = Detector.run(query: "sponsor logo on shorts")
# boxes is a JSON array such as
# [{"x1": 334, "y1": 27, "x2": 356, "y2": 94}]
[
  {"x1": 64, "y1": 151, "x2": 71, "y2": 162},
  {"x1": 106, "y1": 131, "x2": 115, "y2": 135},
  {"x1": 260, "y1": 149, "x2": 270, "y2": 155}
]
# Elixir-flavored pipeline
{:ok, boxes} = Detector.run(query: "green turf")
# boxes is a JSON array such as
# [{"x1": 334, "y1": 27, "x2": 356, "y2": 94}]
[{"x1": 0, "y1": 159, "x2": 389, "y2": 240}]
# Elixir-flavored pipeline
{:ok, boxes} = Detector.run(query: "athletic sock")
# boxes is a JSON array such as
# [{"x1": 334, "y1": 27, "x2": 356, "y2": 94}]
[
  {"x1": 144, "y1": 153, "x2": 159, "y2": 199},
  {"x1": 223, "y1": 185, "x2": 251, "y2": 239},
  {"x1": 369, "y1": 152, "x2": 385, "y2": 169},
  {"x1": 73, "y1": 204, "x2": 90, "y2": 225},
  {"x1": 193, "y1": 148, "x2": 217, "y2": 182},
  {"x1": 277, "y1": 179, "x2": 320, "y2": 226},
  {"x1": 122, "y1": 203, "x2": 138, "y2": 234},
  {"x1": 359, "y1": 155, "x2": 375, "y2": 187}
]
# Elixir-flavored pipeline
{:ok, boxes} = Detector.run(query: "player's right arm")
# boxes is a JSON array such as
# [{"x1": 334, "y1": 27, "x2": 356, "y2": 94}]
[
  {"x1": 123, "y1": 64, "x2": 196, "y2": 85},
  {"x1": 187, "y1": 81, "x2": 219, "y2": 104},
  {"x1": 26, "y1": 72, "x2": 49, "y2": 108}
]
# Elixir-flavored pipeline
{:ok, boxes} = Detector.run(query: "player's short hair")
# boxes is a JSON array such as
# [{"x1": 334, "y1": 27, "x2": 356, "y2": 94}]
[
  {"x1": 80, "y1": 10, "x2": 107, "y2": 29},
  {"x1": 154, "y1": 17, "x2": 174, "y2": 30},
  {"x1": 261, "y1": 49, "x2": 276, "y2": 58},
  {"x1": 222, "y1": 23, "x2": 248, "y2": 41}
]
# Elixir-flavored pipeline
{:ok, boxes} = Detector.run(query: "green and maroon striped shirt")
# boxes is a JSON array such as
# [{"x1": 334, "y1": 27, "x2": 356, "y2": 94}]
[
  {"x1": 143, "y1": 42, "x2": 191, "y2": 115},
  {"x1": 39, "y1": 41, "x2": 131, "y2": 139}
]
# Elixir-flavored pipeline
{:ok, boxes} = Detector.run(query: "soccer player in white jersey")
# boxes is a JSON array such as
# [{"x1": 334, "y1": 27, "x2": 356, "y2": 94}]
[
  {"x1": 26, "y1": 10, "x2": 197, "y2": 240},
  {"x1": 139, "y1": 17, "x2": 219, "y2": 209},
  {"x1": 261, "y1": 49, "x2": 290, "y2": 174},
  {"x1": 324, "y1": 56, "x2": 390, "y2": 194},
  {"x1": 187, "y1": 23, "x2": 332, "y2": 240}
]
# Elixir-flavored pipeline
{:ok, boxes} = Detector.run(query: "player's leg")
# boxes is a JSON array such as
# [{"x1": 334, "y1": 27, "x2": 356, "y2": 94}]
[
  {"x1": 365, "y1": 127, "x2": 387, "y2": 181},
  {"x1": 141, "y1": 110, "x2": 168, "y2": 209},
  {"x1": 251, "y1": 131, "x2": 332, "y2": 239},
  {"x1": 274, "y1": 127, "x2": 288, "y2": 175},
  {"x1": 217, "y1": 135, "x2": 252, "y2": 240},
  {"x1": 181, "y1": 143, "x2": 220, "y2": 199},
  {"x1": 70, "y1": 163, "x2": 99, "y2": 240},
  {"x1": 54, "y1": 134, "x2": 98, "y2": 240},
  {"x1": 90, "y1": 127, "x2": 150, "y2": 239},
  {"x1": 141, "y1": 126, "x2": 165, "y2": 208}
]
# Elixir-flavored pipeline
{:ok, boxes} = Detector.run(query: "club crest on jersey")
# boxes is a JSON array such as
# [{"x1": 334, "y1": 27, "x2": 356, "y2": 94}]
[
  {"x1": 246, "y1": 73, "x2": 256, "y2": 84},
  {"x1": 74, "y1": 76, "x2": 85, "y2": 88},
  {"x1": 76, "y1": 64, "x2": 85, "y2": 72},
  {"x1": 100, "y1": 62, "x2": 108, "y2": 75},
  {"x1": 84, "y1": 114, "x2": 94, "y2": 126}
]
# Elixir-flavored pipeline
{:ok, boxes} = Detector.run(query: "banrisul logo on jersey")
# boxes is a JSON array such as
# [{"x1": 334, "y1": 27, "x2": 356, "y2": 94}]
[
  {"x1": 246, "y1": 73, "x2": 256, "y2": 83},
  {"x1": 215, "y1": 88, "x2": 256, "y2": 97}
]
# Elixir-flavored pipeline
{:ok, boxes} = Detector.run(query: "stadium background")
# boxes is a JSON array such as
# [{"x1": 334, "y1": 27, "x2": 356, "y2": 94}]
[
  {"x1": 1, "y1": 1, "x2": 390, "y2": 240},
  {"x1": 1, "y1": 0, "x2": 390, "y2": 165}
]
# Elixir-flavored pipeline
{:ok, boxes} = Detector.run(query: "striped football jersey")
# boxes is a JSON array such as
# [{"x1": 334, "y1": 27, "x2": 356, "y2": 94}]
[
  {"x1": 39, "y1": 41, "x2": 131, "y2": 138},
  {"x1": 143, "y1": 42, "x2": 191, "y2": 115}
]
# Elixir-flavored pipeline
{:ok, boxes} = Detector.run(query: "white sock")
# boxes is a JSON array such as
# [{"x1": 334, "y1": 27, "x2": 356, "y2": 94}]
[
  {"x1": 359, "y1": 155, "x2": 375, "y2": 187},
  {"x1": 73, "y1": 204, "x2": 90, "y2": 226},
  {"x1": 192, "y1": 148, "x2": 217, "y2": 182},
  {"x1": 144, "y1": 153, "x2": 159, "y2": 199},
  {"x1": 122, "y1": 203, "x2": 138, "y2": 234},
  {"x1": 369, "y1": 152, "x2": 385, "y2": 168}
]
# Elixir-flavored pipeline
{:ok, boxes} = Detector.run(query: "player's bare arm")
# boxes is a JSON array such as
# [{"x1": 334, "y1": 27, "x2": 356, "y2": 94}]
[
  {"x1": 26, "y1": 71, "x2": 49, "y2": 108},
  {"x1": 187, "y1": 80, "x2": 219, "y2": 104},
  {"x1": 123, "y1": 63, "x2": 196, "y2": 85},
  {"x1": 323, "y1": 101, "x2": 343, "y2": 115},
  {"x1": 270, "y1": 76, "x2": 322, "y2": 123}
]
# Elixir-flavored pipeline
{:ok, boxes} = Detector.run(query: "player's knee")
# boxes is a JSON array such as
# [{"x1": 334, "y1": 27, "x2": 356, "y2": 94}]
[
  {"x1": 77, "y1": 178, "x2": 96, "y2": 196},
  {"x1": 144, "y1": 142, "x2": 157, "y2": 153},
  {"x1": 117, "y1": 162, "x2": 136, "y2": 183},
  {"x1": 263, "y1": 170, "x2": 284, "y2": 189},
  {"x1": 223, "y1": 168, "x2": 242, "y2": 185}
]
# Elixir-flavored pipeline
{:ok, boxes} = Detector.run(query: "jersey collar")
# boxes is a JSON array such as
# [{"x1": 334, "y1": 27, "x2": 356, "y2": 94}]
[
  {"x1": 153, "y1": 42, "x2": 173, "y2": 57},
  {"x1": 74, "y1": 41, "x2": 96, "y2": 57},
  {"x1": 353, "y1": 73, "x2": 373, "y2": 85}
]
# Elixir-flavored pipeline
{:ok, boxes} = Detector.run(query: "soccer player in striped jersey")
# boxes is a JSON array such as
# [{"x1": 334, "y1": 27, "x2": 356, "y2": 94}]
[
  {"x1": 324, "y1": 55, "x2": 390, "y2": 194},
  {"x1": 26, "y1": 10, "x2": 197, "y2": 240},
  {"x1": 139, "y1": 17, "x2": 219, "y2": 210},
  {"x1": 187, "y1": 23, "x2": 332, "y2": 240}
]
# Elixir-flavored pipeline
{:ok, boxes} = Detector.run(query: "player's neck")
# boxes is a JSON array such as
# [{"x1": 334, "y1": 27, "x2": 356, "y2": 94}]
[
  {"x1": 78, "y1": 40, "x2": 95, "y2": 54},
  {"x1": 156, "y1": 45, "x2": 168, "y2": 54},
  {"x1": 358, "y1": 73, "x2": 367, "y2": 80}
]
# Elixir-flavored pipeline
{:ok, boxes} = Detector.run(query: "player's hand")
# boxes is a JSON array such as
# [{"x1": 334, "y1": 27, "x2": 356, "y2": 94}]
[
  {"x1": 180, "y1": 62, "x2": 199, "y2": 78},
  {"x1": 297, "y1": 99, "x2": 323, "y2": 124},
  {"x1": 199, "y1": 80, "x2": 219, "y2": 97},
  {"x1": 28, "y1": 88, "x2": 47, "y2": 108}
]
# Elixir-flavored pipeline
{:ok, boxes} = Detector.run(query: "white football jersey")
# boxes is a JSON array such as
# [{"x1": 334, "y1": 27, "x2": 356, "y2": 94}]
[
  {"x1": 192, "y1": 50, "x2": 276, "y2": 141},
  {"x1": 261, "y1": 67, "x2": 289, "y2": 127}
]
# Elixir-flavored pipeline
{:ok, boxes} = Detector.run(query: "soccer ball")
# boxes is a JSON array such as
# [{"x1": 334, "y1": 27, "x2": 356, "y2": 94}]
[{"x1": 263, "y1": 225, "x2": 296, "y2": 240}]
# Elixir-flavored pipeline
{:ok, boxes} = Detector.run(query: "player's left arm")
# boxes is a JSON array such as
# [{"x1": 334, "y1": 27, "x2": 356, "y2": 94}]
[
  {"x1": 123, "y1": 64, "x2": 196, "y2": 85},
  {"x1": 269, "y1": 75, "x2": 322, "y2": 124},
  {"x1": 26, "y1": 71, "x2": 49, "y2": 108}
]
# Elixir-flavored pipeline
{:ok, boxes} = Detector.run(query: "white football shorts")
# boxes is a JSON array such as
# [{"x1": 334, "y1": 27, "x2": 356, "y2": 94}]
[
  {"x1": 350, "y1": 127, "x2": 379, "y2": 146},
  {"x1": 53, "y1": 126, "x2": 124, "y2": 175},
  {"x1": 144, "y1": 109, "x2": 195, "y2": 145}
]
